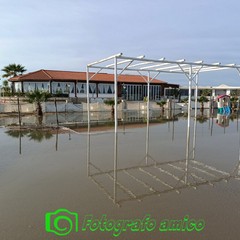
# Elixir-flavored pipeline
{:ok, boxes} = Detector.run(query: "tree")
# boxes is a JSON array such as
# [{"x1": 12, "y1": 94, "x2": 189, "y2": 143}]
[
  {"x1": 25, "y1": 90, "x2": 51, "y2": 116},
  {"x1": 5, "y1": 129, "x2": 53, "y2": 142},
  {"x1": 198, "y1": 89, "x2": 210, "y2": 111},
  {"x1": 201, "y1": 89, "x2": 211, "y2": 96},
  {"x1": 1, "y1": 80, "x2": 11, "y2": 96},
  {"x1": 104, "y1": 99, "x2": 121, "y2": 116},
  {"x1": 2, "y1": 63, "x2": 27, "y2": 78},
  {"x1": 230, "y1": 90, "x2": 238, "y2": 112},
  {"x1": 197, "y1": 115, "x2": 208, "y2": 124},
  {"x1": 172, "y1": 88, "x2": 180, "y2": 101},
  {"x1": 3, "y1": 80, "x2": 8, "y2": 87},
  {"x1": 157, "y1": 100, "x2": 167, "y2": 113},
  {"x1": 198, "y1": 96, "x2": 209, "y2": 111}
]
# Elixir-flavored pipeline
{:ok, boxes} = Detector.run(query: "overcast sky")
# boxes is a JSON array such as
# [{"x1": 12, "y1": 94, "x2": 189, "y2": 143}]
[{"x1": 1, "y1": 0, "x2": 240, "y2": 86}]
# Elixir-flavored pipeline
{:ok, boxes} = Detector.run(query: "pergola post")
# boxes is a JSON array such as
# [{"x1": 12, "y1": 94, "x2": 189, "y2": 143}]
[
  {"x1": 193, "y1": 74, "x2": 199, "y2": 159},
  {"x1": 113, "y1": 55, "x2": 119, "y2": 200},
  {"x1": 184, "y1": 66, "x2": 194, "y2": 184},
  {"x1": 86, "y1": 67, "x2": 90, "y2": 131},
  {"x1": 194, "y1": 74, "x2": 199, "y2": 115},
  {"x1": 147, "y1": 71, "x2": 150, "y2": 121},
  {"x1": 187, "y1": 66, "x2": 193, "y2": 129},
  {"x1": 113, "y1": 131, "x2": 118, "y2": 203},
  {"x1": 87, "y1": 132, "x2": 90, "y2": 177},
  {"x1": 114, "y1": 56, "x2": 118, "y2": 133}
]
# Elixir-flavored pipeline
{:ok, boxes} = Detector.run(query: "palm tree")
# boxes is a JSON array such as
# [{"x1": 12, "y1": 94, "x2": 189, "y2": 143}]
[
  {"x1": 198, "y1": 89, "x2": 211, "y2": 111},
  {"x1": 104, "y1": 99, "x2": 120, "y2": 116},
  {"x1": 6, "y1": 129, "x2": 53, "y2": 142},
  {"x1": 2, "y1": 64, "x2": 27, "y2": 78},
  {"x1": 230, "y1": 90, "x2": 238, "y2": 112},
  {"x1": 197, "y1": 114, "x2": 208, "y2": 124},
  {"x1": 27, "y1": 130, "x2": 53, "y2": 142},
  {"x1": 1, "y1": 80, "x2": 11, "y2": 96},
  {"x1": 25, "y1": 90, "x2": 51, "y2": 116},
  {"x1": 198, "y1": 96, "x2": 209, "y2": 111}
]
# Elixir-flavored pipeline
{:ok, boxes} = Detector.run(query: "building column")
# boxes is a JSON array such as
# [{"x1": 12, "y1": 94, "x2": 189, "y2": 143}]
[
  {"x1": 96, "y1": 83, "x2": 99, "y2": 98},
  {"x1": 49, "y1": 81, "x2": 53, "y2": 94},
  {"x1": 212, "y1": 89, "x2": 216, "y2": 97},
  {"x1": 75, "y1": 81, "x2": 77, "y2": 97},
  {"x1": 21, "y1": 81, "x2": 24, "y2": 93}
]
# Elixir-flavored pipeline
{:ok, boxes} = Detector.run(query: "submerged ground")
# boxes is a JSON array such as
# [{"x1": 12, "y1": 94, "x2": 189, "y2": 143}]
[{"x1": 0, "y1": 111, "x2": 239, "y2": 240}]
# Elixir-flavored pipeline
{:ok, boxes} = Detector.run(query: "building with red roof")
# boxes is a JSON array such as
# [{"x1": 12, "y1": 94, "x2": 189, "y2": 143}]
[{"x1": 9, "y1": 69, "x2": 179, "y2": 100}]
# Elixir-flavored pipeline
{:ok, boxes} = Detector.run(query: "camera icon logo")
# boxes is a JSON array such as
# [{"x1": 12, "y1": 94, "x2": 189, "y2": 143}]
[{"x1": 45, "y1": 208, "x2": 79, "y2": 236}]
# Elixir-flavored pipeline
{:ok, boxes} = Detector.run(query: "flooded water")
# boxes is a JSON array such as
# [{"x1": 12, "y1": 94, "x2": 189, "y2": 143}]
[{"x1": 0, "y1": 111, "x2": 239, "y2": 240}]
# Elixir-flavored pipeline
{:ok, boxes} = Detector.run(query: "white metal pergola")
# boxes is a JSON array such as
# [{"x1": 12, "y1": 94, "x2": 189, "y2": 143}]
[
  {"x1": 86, "y1": 54, "x2": 240, "y2": 205},
  {"x1": 87, "y1": 53, "x2": 240, "y2": 132}
]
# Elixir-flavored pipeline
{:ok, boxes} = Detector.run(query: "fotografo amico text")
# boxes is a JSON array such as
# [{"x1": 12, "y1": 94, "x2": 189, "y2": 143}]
[{"x1": 45, "y1": 208, "x2": 205, "y2": 237}]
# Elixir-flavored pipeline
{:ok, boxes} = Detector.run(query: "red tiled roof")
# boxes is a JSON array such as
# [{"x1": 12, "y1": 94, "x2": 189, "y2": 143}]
[
  {"x1": 10, "y1": 70, "x2": 85, "y2": 81},
  {"x1": 9, "y1": 69, "x2": 175, "y2": 85},
  {"x1": 217, "y1": 94, "x2": 230, "y2": 99}
]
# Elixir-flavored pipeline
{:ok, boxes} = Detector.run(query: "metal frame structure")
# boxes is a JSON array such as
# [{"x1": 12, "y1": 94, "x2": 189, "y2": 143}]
[
  {"x1": 87, "y1": 53, "x2": 240, "y2": 133},
  {"x1": 86, "y1": 54, "x2": 240, "y2": 206}
]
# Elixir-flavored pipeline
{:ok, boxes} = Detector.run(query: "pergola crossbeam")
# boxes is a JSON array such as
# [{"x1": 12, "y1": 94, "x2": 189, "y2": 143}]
[
  {"x1": 118, "y1": 60, "x2": 134, "y2": 75},
  {"x1": 87, "y1": 53, "x2": 122, "y2": 67},
  {"x1": 106, "y1": 59, "x2": 132, "y2": 67},
  {"x1": 88, "y1": 68, "x2": 103, "y2": 81},
  {"x1": 140, "y1": 62, "x2": 170, "y2": 70},
  {"x1": 88, "y1": 54, "x2": 240, "y2": 73},
  {"x1": 137, "y1": 71, "x2": 148, "y2": 82},
  {"x1": 88, "y1": 65, "x2": 186, "y2": 74},
  {"x1": 106, "y1": 55, "x2": 145, "y2": 68}
]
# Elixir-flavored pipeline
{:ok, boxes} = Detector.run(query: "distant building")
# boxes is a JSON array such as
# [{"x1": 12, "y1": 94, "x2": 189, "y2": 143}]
[
  {"x1": 179, "y1": 84, "x2": 240, "y2": 98},
  {"x1": 9, "y1": 69, "x2": 179, "y2": 100}
]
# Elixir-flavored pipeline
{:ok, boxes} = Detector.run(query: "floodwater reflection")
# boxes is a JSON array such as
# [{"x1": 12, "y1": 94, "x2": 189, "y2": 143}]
[
  {"x1": 5, "y1": 129, "x2": 53, "y2": 142},
  {"x1": 87, "y1": 112, "x2": 240, "y2": 207},
  {"x1": 1, "y1": 109, "x2": 240, "y2": 239},
  {"x1": 0, "y1": 110, "x2": 179, "y2": 127}
]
